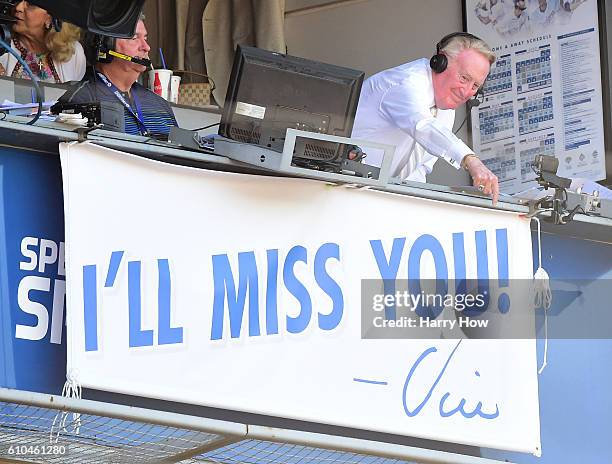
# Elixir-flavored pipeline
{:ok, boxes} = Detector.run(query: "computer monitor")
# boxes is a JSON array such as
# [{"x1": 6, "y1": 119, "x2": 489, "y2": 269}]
[{"x1": 219, "y1": 45, "x2": 364, "y2": 171}]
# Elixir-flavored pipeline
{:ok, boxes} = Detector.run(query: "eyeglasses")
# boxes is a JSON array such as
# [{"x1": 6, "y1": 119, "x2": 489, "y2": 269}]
[{"x1": 457, "y1": 72, "x2": 482, "y2": 92}]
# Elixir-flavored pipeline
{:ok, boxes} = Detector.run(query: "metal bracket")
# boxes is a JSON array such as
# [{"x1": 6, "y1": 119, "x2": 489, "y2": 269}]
[{"x1": 76, "y1": 124, "x2": 104, "y2": 142}]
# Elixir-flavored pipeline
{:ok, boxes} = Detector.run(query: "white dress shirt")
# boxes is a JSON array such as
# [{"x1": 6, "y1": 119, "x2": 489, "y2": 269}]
[{"x1": 352, "y1": 58, "x2": 473, "y2": 183}]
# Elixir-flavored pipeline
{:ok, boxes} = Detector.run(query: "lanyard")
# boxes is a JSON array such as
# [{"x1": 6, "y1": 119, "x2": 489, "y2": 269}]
[{"x1": 96, "y1": 72, "x2": 150, "y2": 136}]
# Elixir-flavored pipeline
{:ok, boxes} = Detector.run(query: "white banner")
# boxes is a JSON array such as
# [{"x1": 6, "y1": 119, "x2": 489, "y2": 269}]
[{"x1": 61, "y1": 142, "x2": 541, "y2": 455}]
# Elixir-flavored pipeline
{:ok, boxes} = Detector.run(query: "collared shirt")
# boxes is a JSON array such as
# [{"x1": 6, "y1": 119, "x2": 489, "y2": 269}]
[
  {"x1": 351, "y1": 58, "x2": 472, "y2": 183},
  {"x1": 58, "y1": 72, "x2": 178, "y2": 139}
]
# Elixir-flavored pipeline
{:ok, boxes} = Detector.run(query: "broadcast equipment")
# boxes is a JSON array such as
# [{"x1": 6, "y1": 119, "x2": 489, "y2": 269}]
[
  {"x1": 29, "y1": 0, "x2": 145, "y2": 37},
  {"x1": 531, "y1": 154, "x2": 574, "y2": 224},
  {"x1": 0, "y1": 0, "x2": 17, "y2": 54},
  {"x1": 532, "y1": 154, "x2": 571, "y2": 190},
  {"x1": 51, "y1": 101, "x2": 125, "y2": 133},
  {"x1": 1, "y1": 1, "x2": 147, "y2": 55},
  {"x1": 219, "y1": 45, "x2": 364, "y2": 173}
]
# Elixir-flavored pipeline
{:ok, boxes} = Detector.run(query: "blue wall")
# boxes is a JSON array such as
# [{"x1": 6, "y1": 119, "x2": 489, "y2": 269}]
[
  {"x1": 484, "y1": 232, "x2": 612, "y2": 463},
  {"x1": 0, "y1": 147, "x2": 65, "y2": 394}
]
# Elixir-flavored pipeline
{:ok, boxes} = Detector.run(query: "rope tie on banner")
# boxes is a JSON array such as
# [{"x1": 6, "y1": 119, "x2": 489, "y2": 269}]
[
  {"x1": 532, "y1": 217, "x2": 552, "y2": 374},
  {"x1": 50, "y1": 370, "x2": 83, "y2": 442}
]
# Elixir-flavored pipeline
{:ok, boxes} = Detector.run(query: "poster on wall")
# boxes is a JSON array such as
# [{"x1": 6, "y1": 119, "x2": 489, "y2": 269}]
[{"x1": 465, "y1": 0, "x2": 606, "y2": 194}]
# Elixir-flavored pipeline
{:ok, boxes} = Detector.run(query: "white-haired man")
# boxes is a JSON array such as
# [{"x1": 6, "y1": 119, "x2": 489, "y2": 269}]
[{"x1": 352, "y1": 33, "x2": 500, "y2": 204}]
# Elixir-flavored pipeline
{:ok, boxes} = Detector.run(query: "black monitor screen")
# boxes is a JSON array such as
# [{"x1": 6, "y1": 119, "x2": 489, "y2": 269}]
[{"x1": 219, "y1": 45, "x2": 364, "y2": 171}]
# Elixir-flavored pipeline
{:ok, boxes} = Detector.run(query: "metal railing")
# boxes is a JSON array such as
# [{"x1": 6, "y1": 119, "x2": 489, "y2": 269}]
[{"x1": 0, "y1": 388, "x2": 510, "y2": 464}]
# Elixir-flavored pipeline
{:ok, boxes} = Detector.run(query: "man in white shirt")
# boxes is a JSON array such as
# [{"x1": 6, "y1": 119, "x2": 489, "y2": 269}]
[{"x1": 352, "y1": 32, "x2": 499, "y2": 203}]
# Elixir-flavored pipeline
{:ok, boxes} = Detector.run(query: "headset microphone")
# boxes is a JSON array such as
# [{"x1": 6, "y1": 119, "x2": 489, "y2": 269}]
[
  {"x1": 454, "y1": 89, "x2": 484, "y2": 134},
  {"x1": 108, "y1": 50, "x2": 152, "y2": 68},
  {"x1": 468, "y1": 88, "x2": 484, "y2": 108},
  {"x1": 90, "y1": 34, "x2": 151, "y2": 67}
]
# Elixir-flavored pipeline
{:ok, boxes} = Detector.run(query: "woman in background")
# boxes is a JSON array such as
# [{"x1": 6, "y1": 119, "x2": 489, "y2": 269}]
[{"x1": 0, "y1": 1, "x2": 85, "y2": 82}]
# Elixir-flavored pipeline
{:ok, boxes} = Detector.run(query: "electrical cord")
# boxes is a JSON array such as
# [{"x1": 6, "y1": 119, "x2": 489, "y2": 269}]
[
  {"x1": 530, "y1": 186, "x2": 593, "y2": 225},
  {"x1": 0, "y1": 37, "x2": 43, "y2": 125},
  {"x1": 453, "y1": 96, "x2": 482, "y2": 134},
  {"x1": 453, "y1": 113, "x2": 468, "y2": 135},
  {"x1": 560, "y1": 204, "x2": 586, "y2": 224},
  {"x1": 193, "y1": 122, "x2": 220, "y2": 131}
]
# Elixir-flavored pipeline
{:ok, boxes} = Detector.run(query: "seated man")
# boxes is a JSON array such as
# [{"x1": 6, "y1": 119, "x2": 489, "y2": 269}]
[{"x1": 58, "y1": 16, "x2": 177, "y2": 139}]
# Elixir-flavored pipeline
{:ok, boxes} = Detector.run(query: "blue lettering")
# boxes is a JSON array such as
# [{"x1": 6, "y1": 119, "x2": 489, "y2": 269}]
[
  {"x1": 105, "y1": 251, "x2": 124, "y2": 287},
  {"x1": 315, "y1": 243, "x2": 343, "y2": 331},
  {"x1": 157, "y1": 259, "x2": 183, "y2": 345},
  {"x1": 284, "y1": 246, "x2": 312, "y2": 334},
  {"x1": 266, "y1": 249, "x2": 279, "y2": 335},
  {"x1": 496, "y1": 229, "x2": 510, "y2": 313},
  {"x1": 128, "y1": 261, "x2": 154, "y2": 347},
  {"x1": 408, "y1": 234, "x2": 448, "y2": 319},
  {"x1": 370, "y1": 238, "x2": 405, "y2": 320},
  {"x1": 461, "y1": 230, "x2": 491, "y2": 316},
  {"x1": 452, "y1": 232, "x2": 467, "y2": 298},
  {"x1": 210, "y1": 252, "x2": 260, "y2": 340},
  {"x1": 439, "y1": 391, "x2": 499, "y2": 419},
  {"x1": 83, "y1": 265, "x2": 98, "y2": 351},
  {"x1": 403, "y1": 340, "x2": 499, "y2": 420}
]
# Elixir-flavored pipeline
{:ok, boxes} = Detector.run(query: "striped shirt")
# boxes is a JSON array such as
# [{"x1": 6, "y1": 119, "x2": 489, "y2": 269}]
[{"x1": 58, "y1": 74, "x2": 178, "y2": 139}]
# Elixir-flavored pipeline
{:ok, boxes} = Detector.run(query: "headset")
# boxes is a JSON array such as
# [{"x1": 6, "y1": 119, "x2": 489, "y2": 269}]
[
  {"x1": 95, "y1": 35, "x2": 116, "y2": 64},
  {"x1": 430, "y1": 32, "x2": 490, "y2": 134},
  {"x1": 431, "y1": 32, "x2": 489, "y2": 110},
  {"x1": 84, "y1": 32, "x2": 151, "y2": 67},
  {"x1": 430, "y1": 31, "x2": 482, "y2": 74}
]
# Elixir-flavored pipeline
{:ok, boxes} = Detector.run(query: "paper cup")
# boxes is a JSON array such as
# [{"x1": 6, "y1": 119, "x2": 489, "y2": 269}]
[
  {"x1": 148, "y1": 69, "x2": 173, "y2": 100},
  {"x1": 170, "y1": 75, "x2": 181, "y2": 104}
]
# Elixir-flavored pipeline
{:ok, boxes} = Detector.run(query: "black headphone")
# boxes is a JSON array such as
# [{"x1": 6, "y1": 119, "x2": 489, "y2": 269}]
[
  {"x1": 430, "y1": 32, "x2": 482, "y2": 74},
  {"x1": 97, "y1": 36, "x2": 117, "y2": 64},
  {"x1": 84, "y1": 32, "x2": 151, "y2": 68},
  {"x1": 84, "y1": 32, "x2": 116, "y2": 64}
]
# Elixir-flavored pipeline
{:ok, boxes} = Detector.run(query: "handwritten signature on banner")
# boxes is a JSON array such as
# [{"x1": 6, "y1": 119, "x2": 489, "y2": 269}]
[{"x1": 354, "y1": 340, "x2": 500, "y2": 420}]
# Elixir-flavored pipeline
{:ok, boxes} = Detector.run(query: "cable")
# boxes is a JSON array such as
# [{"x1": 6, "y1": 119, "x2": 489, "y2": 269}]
[
  {"x1": 532, "y1": 217, "x2": 551, "y2": 374},
  {"x1": 453, "y1": 90, "x2": 484, "y2": 135},
  {"x1": 561, "y1": 204, "x2": 586, "y2": 224},
  {"x1": 193, "y1": 122, "x2": 220, "y2": 131},
  {"x1": 453, "y1": 114, "x2": 467, "y2": 135},
  {"x1": 0, "y1": 37, "x2": 43, "y2": 125},
  {"x1": 453, "y1": 100, "x2": 479, "y2": 135}
]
